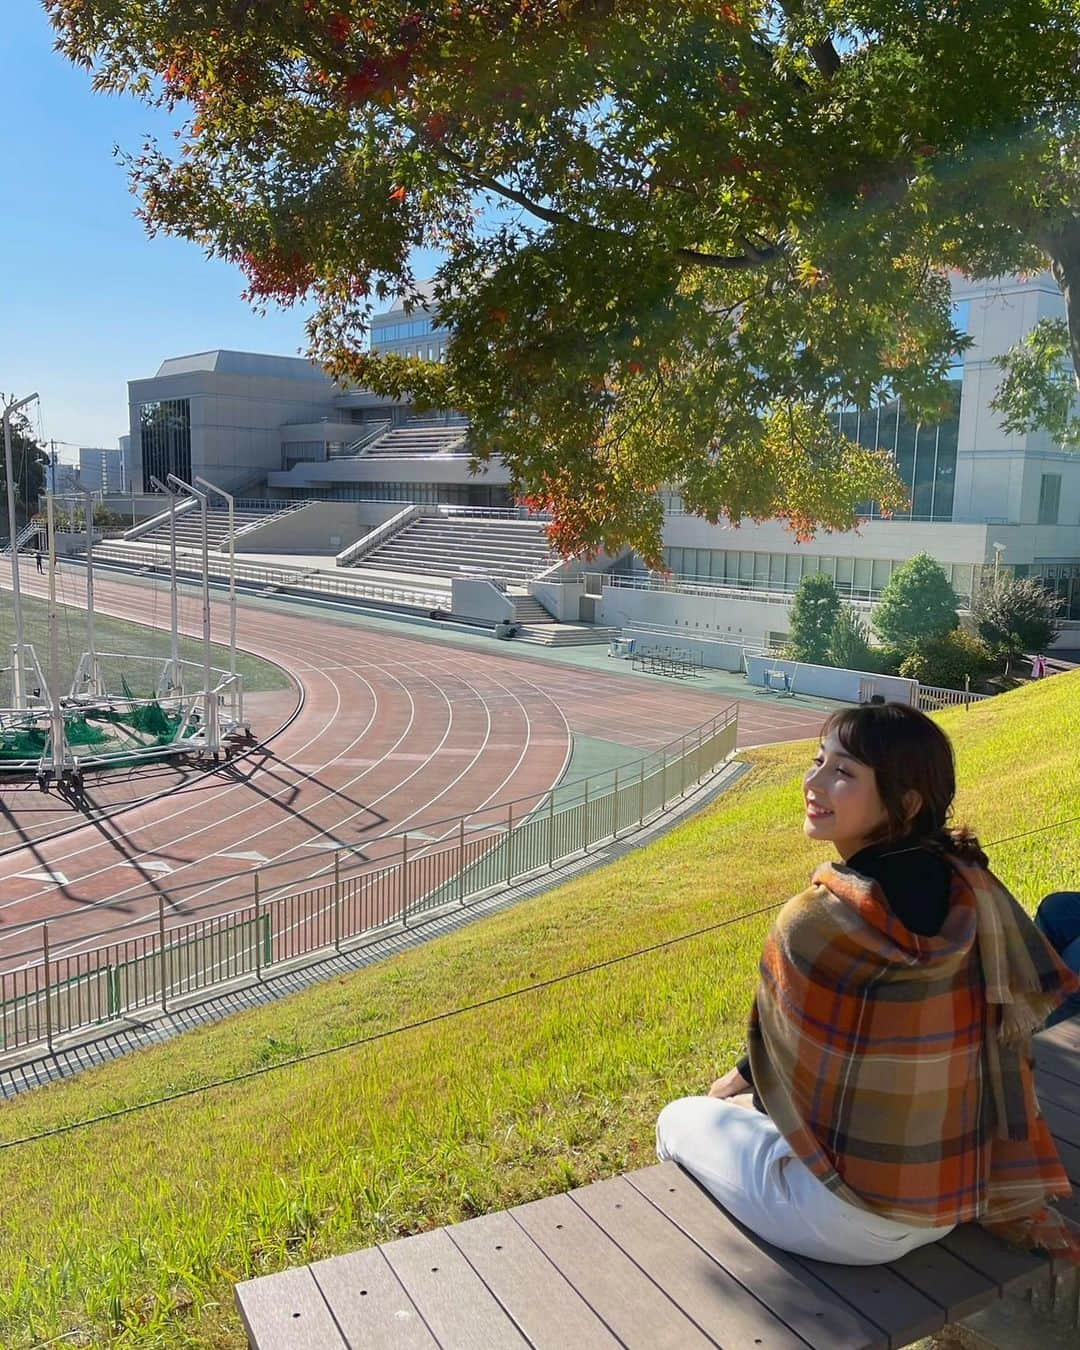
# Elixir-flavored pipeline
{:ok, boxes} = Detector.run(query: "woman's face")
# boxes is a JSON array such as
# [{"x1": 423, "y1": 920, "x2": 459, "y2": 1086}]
[{"x1": 803, "y1": 730, "x2": 889, "y2": 860}]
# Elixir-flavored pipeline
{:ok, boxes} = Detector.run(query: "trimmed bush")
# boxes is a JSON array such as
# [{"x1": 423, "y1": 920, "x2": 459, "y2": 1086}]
[
  {"x1": 786, "y1": 572, "x2": 841, "y2": 664},
  {"x1": 898, "y1": 629, "x2": 996, "y2": 690},
  {"x1": 872, "y1": 553, "x2": 959, "y2": 651}
]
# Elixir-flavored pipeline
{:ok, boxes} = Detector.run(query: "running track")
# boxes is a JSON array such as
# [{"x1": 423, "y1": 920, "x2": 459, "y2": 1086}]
[{"x1": 0, "y1": 562, "x2": 826, "y2": 970}]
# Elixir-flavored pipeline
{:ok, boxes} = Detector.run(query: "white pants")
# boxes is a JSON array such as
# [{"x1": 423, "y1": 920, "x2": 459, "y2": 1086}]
[{"x1": 655, "y1": 1096, "x2": 954, "y2": 1265}]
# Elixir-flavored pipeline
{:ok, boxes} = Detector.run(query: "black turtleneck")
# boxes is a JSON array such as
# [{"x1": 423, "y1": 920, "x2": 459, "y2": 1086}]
[{"x1": 733, "y1": 840, "x2": 952, "y2": 1107}]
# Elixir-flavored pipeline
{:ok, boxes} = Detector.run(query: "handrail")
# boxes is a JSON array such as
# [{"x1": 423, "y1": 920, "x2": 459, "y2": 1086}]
[
  {"x1": 121, "y1": 494, "x2": 199, "y2": 542},
  {"x1": 88, "y1": 541, "x2": 449, "y2": 610},
  {"x1": 0, "y1": 706, "x2": 740, "y2": 1054},
  {"x1": 335, "y1": 503, "x2": 422, "y2": 567}
]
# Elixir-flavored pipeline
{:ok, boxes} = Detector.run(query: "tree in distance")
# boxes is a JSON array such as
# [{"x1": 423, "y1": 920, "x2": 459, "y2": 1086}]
[
  {"x1": 0, "y1": 403, "x2": 46, "y2": 525},
  {"x1": 971, "y1": 576, "x2": 1064, "y2": 672},
  {"x1": 786, "y1": 572, "x2": 841, "y2": 666},
  {"x1": 827, "y1": 603, "x2": 877, "y2": 673},
  {"x1": 46, "y1": 2, "x2": 1080, "y2": 559},
  {"x1": 897, "y1": 629, "x2": 995, "y2": 692},
  {"x1": 872, "y1": 553, "x2": 959, "y2": 653}
]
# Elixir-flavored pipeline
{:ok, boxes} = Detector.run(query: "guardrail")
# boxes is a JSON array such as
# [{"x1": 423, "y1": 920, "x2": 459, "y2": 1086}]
[
  {"x1": 88, "y1": 542, "x2": 450, "y2": 611},
  {"x1": 587, "y1": 570, "x2": 975, "y2": 611},
  {"x1": 335, "y1": 503, "x2": 420, "y2": 567},
  {"x1": 915, "y1": 683, "x2": 992, "y2": 711},
  {"x1": 0, "y1": 704, "x2": 739, "y2": 1055}
]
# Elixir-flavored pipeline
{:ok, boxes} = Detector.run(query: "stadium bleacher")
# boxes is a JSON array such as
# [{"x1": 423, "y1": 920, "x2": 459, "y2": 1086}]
[{"x1": 351, "y1": 515, "x2": 557, "y2": 586}]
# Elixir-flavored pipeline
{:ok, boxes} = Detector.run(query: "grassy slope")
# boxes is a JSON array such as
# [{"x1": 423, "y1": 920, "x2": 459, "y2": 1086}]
[
  {"x1": 0, "y1": 590, "x2": 292, "y2": 695},
  {"x1": 0, "y1": 675, "x2": 1077, "y2": 1347}
]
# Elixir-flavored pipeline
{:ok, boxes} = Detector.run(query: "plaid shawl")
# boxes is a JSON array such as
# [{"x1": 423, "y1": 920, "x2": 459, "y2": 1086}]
[{"x1": 747, "y1": 856, "x2": 1080, "y2": 1258}]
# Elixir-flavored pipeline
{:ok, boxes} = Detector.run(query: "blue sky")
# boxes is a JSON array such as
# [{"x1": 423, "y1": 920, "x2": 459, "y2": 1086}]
[{"x1": 2, "y1": 3, "x2": 320, "y2": 459}]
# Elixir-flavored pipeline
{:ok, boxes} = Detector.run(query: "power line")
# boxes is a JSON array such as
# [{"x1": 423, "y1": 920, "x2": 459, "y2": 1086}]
[{"x1": 1, "y1": 812, "x2": 1077, "y2": 1153}]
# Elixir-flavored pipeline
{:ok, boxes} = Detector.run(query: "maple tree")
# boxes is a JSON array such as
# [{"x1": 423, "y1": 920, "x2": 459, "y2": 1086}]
[{"x1": 45, "y1": 1, "x2": 1080, "y2": 561}]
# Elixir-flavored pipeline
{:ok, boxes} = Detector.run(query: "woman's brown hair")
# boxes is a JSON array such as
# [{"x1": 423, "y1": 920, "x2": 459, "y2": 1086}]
[{"x1": 822, "y1": 702, "x2": 988, "y2": 865}]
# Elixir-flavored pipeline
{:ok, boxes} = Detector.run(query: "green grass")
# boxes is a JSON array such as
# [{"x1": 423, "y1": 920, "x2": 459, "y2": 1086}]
[
  {"x1": 0, "y1": 590, "x2": 292, "y2": 697},
  {"x1": 0, "y1": 675, "x2": 1077, "y2": 1347}
]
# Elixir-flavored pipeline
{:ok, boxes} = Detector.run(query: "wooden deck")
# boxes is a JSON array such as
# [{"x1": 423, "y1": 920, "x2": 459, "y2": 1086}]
[{"x1": 236, "y1": 1017, "x2": 1080, "y2": 1350}]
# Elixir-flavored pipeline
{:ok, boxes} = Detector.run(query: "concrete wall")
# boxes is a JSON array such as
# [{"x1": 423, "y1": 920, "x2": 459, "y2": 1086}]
[
  {"x1": 745, "y1": 655, "x2": 917, "y2": 705},
  {"x1": 451, "y1": 578, "x2": 515, "y2": 622},
  {"x1": 235, "y1": 502, "x2": 400, "y2": 555},
  {"x1": 530, "y1": 578, "x2": 583, "y2": 621},
  {"x1": 597, "y1": 583, "x2": 797, "y2": 647},
  {"x1": 267, "y1": 455, "x2": 510, "y2": 491}
]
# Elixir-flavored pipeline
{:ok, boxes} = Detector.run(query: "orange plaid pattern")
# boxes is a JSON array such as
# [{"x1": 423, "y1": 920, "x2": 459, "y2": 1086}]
[{"x1": 747, "y1": 857, "x2": 1080, "y2": 1258}]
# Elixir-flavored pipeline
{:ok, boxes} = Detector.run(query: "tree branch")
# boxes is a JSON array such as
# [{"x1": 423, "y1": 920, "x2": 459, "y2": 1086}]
[{"x1": 437, "y1": 144, "x2": 783, "y2": 270}]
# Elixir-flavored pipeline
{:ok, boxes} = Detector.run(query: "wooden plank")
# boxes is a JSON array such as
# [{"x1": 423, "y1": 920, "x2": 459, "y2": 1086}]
[
  {"x1": 380, "y1": 1227, "x2": 529, "y2": 1350},
  {"x1": 512, "y1": 1190, "x2": 716, "y2": 1349},
  {"x1": 938, "y1": 1224, "x2": 1049, "y2": 1295},
  {"x1": 1035, "y1": 1038, "x2": 1080, "y2": 1088},
  {"x1": 1041, "y1": 1097, "x2": 1080, "y2": 1149},
  {"x1": 571, "y1": 1174, "x2": 807, "y2": 1350},
  {"x1": 446, "y1": 1208, "x2": 621, "y2": 1349},
  {"x1": 785, "y1": 1251, "x2": 944, "y2": 1349},
  {"x1": 234, "y1": 1265, "x2": 348, "y2": 1350},
  {"x1": 1035, "y1": 1067, "x2": 1080, "y2": 1116},
  {"x1": 309, "y1": 1246, "x2": 437, "y2": 1349},
  {"x1": 886, "y1": 1240, "x2": 999, "y2": 1322},
  {"x1": 629, "y1": 1164, "x2": 886, "y2": 1350}
]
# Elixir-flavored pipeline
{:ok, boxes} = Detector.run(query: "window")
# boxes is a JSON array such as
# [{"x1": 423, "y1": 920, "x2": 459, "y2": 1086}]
[
  {"x1": 1038, "y1": 473, "x2": 1061, "y2": 525},
  {"x1": 140, "y1": 399, "x2": 191, "y2": 489}
]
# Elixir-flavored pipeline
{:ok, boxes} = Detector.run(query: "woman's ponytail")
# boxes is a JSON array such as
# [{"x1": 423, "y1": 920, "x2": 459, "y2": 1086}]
[{"x1": 928, "y1": 825, "x2": 989, "y2": 869}]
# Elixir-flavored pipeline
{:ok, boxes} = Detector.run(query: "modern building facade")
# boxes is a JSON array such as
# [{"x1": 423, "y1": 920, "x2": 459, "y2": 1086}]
[
  {"x1": 655, "y1": 271, "x2": 1080, "y2": 625},
  {"x1": 78, "y1": 446, "x2": 126, "y2": 494},
  {"x1": 125, "y1": 269, "x2": 1080, "y2": 636}
]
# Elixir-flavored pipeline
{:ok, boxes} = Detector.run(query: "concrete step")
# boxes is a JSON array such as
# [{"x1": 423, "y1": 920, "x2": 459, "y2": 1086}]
[{"x1": 511, "y1": 625, "x2": 619, "y2": 647}]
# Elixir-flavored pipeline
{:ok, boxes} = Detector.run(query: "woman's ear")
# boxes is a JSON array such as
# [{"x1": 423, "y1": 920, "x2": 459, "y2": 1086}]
[{"x1": 902, "y1": 789, "x2": 923, "y2": 825}]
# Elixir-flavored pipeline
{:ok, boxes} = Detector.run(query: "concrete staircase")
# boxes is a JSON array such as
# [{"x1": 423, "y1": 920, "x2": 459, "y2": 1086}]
[
  {"x1": 350, "y1": 516, "x2": 558, "y2": 585},
  {"x1": 362, "y1": 422, "x2": 468, "y2": 457},
  {"x1": 512, "y1": 623, "x2": 620, "y2": 647},
  {"x1": 136, "y1": 505, "x2": 294, "y2": 552},
  {"x1": 511, "y1": 594, "x2": 555, "y2": 625}
]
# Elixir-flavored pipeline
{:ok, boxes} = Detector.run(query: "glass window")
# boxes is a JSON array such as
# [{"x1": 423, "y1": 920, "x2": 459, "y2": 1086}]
[
  {"x1": 835, "y1": 557, "x2": 854, "y2": 589},
  {"x1": 139, "y1": 398, "x2": 191, "y2": 489},
  {"x1": 785, "y1": 553, "x2": 804, "y2": 585},
  {"x1": 894, "y1": 402, "x2": 918, "y2": 516},
  {"x1": 932, "y1": 380, "x2": 961, "y2": 521},
  {"x1": 853, "y1": 558, "x2": 873, "y2": 592},
  {"x1": 1038, "y1": 473, "x2": 1062, "y2": 524},
  {"x1": 871, "y1": 559, "x2": 893, "y2": 591},
  {"x1": 739, "y1": 551, "x2": 755, "y2": 581},
  {"x1": 912, "y1": 423, "x2": 936, "y2": 518},
  {"x1": 769, "y1": 553, "x2": 786, "y2": 584}
]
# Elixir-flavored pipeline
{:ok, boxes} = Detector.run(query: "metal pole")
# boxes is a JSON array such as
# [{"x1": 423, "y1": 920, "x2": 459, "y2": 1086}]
[
  {"x1": 639, "y1": 756, "x2": 646, "y2": 826},
  {"x1": 158, "y1": 894, "x2": 168, "y2": 1012},
  {"x1": 79, "y1": 486, "x2": 99, "y2": 694},
  {"x1": 613, "y1": 766, "x2": 620, "y2": 839},
  {"x1": 253, "y1": 872, "x2": 262, "y2": 980},
  {"x1": 42, "y1": 922, "x2": 53, "y2": 1053},
  {"x1": 583, "y1": 778, "x2": 590, "y2": 851},
  {"x1": 150, "y1": 476, "x2": 180, "y2": 691},
  {"x1": 401, "y1": 833, "x2": 409, "y2": 926},
  {"x1": 458, "y1": 815, "x2": 466, "y2": 904},
  {"x1": 3, "y1": 392, "x2": 39, "y2": 709},
  {"x1": 681, "y1": 735, "x2": 687, "y2": 796},
  {"x1": 195, "y1": 476, "x2": 238, "y2": 723},
  {"x1": 168, "y1": 475, "x2": 216, "y2": 754},
  {"x1": 548, "y1": 791, "x2": 556, "y2": 865},
  {"x1": 505, "y1": 801, "x2": 514, "y2": 884},
  {"x1": 46, "y1": 492, "x2": 65, "y2": 776},
  {"x1": 333, "y1": 850, "x2": 342, "y2": 951}
]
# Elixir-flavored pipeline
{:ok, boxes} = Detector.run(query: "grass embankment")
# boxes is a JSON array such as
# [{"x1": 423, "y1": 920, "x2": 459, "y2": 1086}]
[
  {"x1": 0, "y1": 590, "x2": 291, "y2": 696},
  {"x1": 0, "y1": 676, "x2": 1077, "y2": 1347}
]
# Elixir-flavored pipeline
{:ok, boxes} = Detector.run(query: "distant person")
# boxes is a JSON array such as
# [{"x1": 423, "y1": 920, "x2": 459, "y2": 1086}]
[
  {"x1": 34, "y1": 549, "x2": 43, "y2": 574},
  {"x1": 1036, "y1": 892, "x2": 1080, "y2": 1026},
  {"x1": 657, "y1": 702, "x2": 1080, "y2": 1265}
]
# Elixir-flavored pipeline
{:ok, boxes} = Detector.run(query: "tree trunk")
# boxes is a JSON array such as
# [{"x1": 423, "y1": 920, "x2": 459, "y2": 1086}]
[{"x1": 1043, "y1": 216, "x2": 1080, "y2": 396}]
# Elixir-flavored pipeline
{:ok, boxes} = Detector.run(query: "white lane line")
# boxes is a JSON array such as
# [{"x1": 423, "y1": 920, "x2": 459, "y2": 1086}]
[
  {"x1": 220, "y1": 851, "x2": 270, "y2": 864},
  {"x1": 14, "y1": 869, "x2": 69, "y2": 886}
]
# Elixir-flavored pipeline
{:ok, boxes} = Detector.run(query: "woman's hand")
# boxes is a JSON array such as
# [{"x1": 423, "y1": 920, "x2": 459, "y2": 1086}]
[{"x1": 708, "y1": 1066, "x2": 750, "y2": 1099}]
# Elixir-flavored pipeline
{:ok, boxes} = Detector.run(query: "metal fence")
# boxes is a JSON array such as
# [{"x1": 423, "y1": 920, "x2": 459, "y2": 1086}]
[
  {"x1": 915, "y1": 683, "x2": 992, "y2": 711},
  {"x1": 0, "y1": 704, "x2": 740, "y2": 1056}
]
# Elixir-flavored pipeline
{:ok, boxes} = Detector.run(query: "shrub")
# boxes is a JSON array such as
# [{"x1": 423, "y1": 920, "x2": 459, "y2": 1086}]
[
  {"x1": 872, "y1": 553, "x2": 959, "y2": 651},
  {"x1": 971, "y1": 577, "x2": 1064, "y2": 669},
  {"x1": 897, "y1": 629, "x2": 996, "y2": 690},
  {"x1": 827, "y1": 604, "x2": 876, "y2": 671},
  {"x1": 786, "y1": 572, "x2": 841, "y2": 664}
]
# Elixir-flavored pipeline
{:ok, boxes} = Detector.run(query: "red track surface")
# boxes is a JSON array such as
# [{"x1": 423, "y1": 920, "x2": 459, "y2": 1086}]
[{"x1": 0, "y1": 563, "x2": 825, "y2": 971}]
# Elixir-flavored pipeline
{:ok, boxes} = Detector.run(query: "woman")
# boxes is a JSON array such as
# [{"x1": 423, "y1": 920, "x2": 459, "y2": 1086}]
[{"x1": 657, "y1": 702, "x2": 1079, "y2": 1265}]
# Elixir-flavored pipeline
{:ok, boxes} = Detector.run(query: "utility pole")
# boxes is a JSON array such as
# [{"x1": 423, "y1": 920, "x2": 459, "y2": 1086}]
[
  {"x1": 78, "y1": 485, "x2": 101, "y2": 695},
  {"x1": 45, "y1": 491, "x2": 66, "y2": 777},
  {"x1": 3, "y1": 392, "x2": 39, "y2": 709}
]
